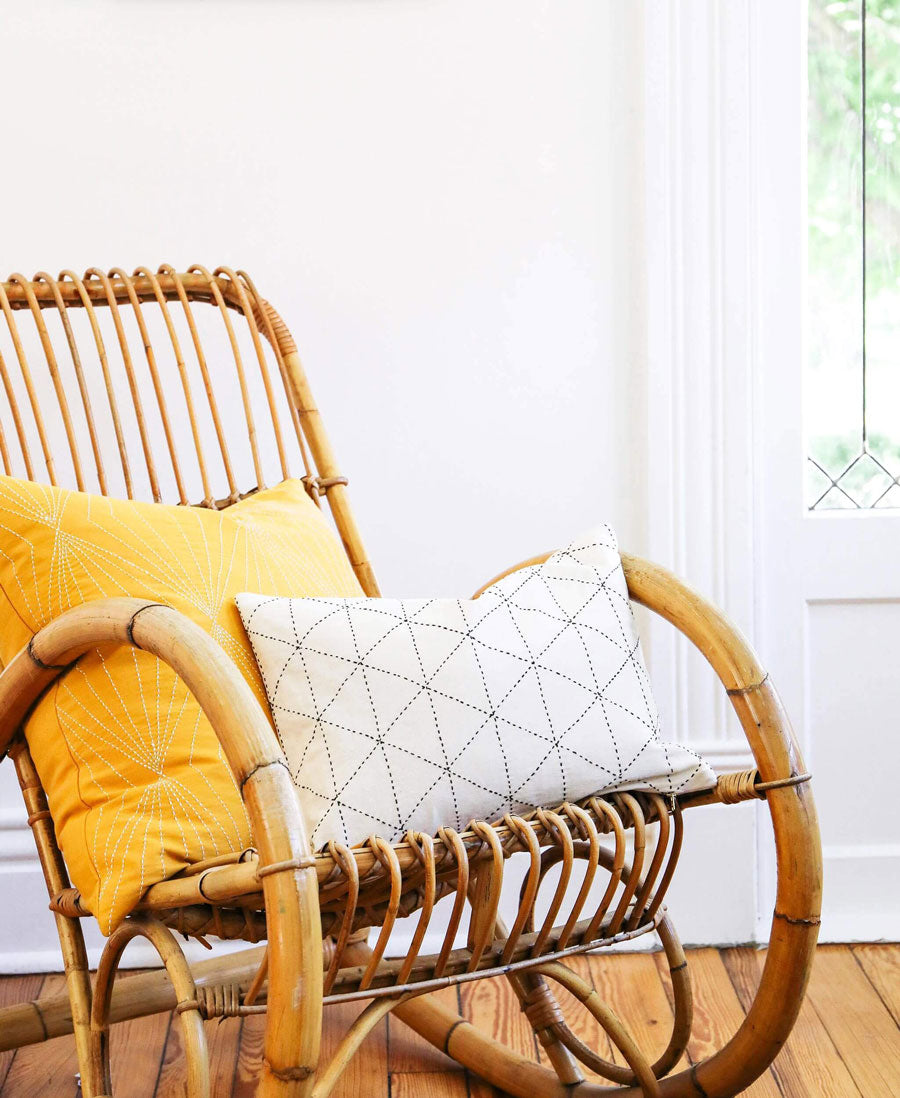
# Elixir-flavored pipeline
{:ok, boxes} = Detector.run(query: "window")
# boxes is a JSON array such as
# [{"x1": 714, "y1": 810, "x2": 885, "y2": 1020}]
[{"x1": 807, "y1": 0, "x2": 900, "y2": 509}]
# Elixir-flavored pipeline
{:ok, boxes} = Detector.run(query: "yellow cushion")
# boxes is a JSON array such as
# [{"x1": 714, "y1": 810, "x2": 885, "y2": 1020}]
[{"x1": 0, "y1": 477, "x2": 363, "y2": 932}]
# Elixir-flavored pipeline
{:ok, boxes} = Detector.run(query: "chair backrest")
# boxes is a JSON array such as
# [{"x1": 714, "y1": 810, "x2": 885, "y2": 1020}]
[{"x1": 0, "y1": 265, "x2": 378, "y2": 594}]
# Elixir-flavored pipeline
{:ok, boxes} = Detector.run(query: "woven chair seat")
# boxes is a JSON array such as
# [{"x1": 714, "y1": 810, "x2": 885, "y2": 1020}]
[{"x1": 50, "y1": 789, "x2": 679, "y2": 1003}]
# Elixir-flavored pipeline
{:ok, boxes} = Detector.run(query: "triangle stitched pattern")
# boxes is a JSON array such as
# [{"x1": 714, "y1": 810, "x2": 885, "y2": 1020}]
[{"x1": 237, "y1": 528, "x2": 716, "y2": 849}]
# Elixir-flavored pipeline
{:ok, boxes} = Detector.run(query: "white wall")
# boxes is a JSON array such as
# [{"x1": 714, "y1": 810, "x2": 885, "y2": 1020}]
[
  {"x1": 0, "y1": 0, "x2": 650, "y2": 968},
  {"x1": 0, "y1": 0, "x2": 648, "y2": 595},
  {"x1": 3, "y1": 0, "x2": 867, "y2": 973}
]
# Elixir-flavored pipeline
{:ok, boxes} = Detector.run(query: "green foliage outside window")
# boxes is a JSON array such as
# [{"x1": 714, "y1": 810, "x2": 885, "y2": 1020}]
[{"x1": 808, "y1": 0, "x2": 900, "y2": 508}]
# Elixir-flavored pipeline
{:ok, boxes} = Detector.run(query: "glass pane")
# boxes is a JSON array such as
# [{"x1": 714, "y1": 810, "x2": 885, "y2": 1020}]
[
  {"x1": 864, "y1": 4, "x2": 900, "y2": 474},
  {"x1": 807, "y1": 0, "x2": 900, "y2": 510}
]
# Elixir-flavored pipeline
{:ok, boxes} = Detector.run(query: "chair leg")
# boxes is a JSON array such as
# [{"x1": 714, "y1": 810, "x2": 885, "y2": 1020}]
[
  {"x1": 58, "y1": 912, "x2": 97, "y2": 1098},
  {"x1": 243, "y1": 769, "x2": 323, "y2": 1097},
  {"x1": 10, "y1": 741, "x2": 96, "y2": 1093},
  {"x1": 255, "y1": 925, "x2": 322, "y2": 1098},
  {"x1": 511, "y1": 969, "x2": 584, "y2": 1086}
]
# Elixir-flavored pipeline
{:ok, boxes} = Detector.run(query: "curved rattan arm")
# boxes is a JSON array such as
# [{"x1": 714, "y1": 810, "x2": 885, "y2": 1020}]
[
  {"x1": 0, "y1": 597, "x2": 322, "y2": 1098},
  {"x1": 464, "y1": 550, "x2": 822, "y2": 1097},
  {"x1": 622, "y1": 554, "x2": 822, "y2": 1096}
]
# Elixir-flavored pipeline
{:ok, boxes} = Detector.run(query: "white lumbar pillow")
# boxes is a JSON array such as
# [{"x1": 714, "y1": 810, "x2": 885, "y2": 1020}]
[{"x1": 236, "y1": 529, "x2": 716, "y2": 849}]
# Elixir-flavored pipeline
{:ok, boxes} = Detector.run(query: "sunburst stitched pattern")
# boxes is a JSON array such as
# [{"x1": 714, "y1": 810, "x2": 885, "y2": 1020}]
[
  {"x1": 0, "y1": 476, "x2": 363, "y2": 933},
  {"x1": 237, "y1": 528, "x2": 718, "y2": 850}
]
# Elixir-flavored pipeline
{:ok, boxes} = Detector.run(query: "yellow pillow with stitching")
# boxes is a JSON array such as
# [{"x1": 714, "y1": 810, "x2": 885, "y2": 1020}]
[{"x1": 0, "y1": 476, "x2": 363, "y2": 933}]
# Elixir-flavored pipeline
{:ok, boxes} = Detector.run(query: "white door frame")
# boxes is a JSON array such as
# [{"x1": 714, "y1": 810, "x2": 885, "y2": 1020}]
[
  {"x1": 645, "y1": 0, "x2": 900, "y2": 944},
  {"x1": 643, "y1": 0, "x2": 805, "y2": 943}
]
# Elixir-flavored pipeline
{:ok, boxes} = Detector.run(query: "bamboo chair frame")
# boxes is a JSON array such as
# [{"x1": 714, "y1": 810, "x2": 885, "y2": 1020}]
[{"x1": 0, "y1": 267, "x2": 821, "y2": 1098}]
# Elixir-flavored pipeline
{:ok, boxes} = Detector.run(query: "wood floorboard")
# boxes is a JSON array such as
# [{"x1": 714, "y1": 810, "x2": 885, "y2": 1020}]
[
  {"x1": 388, "y1": 985, "x2": 461, "y2": 1073},
  {"x1": 1, "y1": 975, "x2": 80, "y2": 1098},
  {"x1": 1, "y1": 946, "x2": 898, "y2": 1096},
  {"x1": 534, "y1": 953, "x2": 618, "y2": 1080},
  {"x1": 0, "y1": 974, "x2": 42, "y2": 1091},
  {"x1": 459, "y1": 970, "x2": 540, "y2": 1065},
  {"x1": 586, "y1": 950, "x2": 677, "y2": 1072},
  {"x1": 390, "y1": 1070, "x2": 469, "y2": 1097},
  {"x1": 720, "y1": 946, "x2": 862, "y2": 1098},
  {"x1": 803, "y1": 944, "x2": 900, "y2": 1098},
  {"x1": 320, "y1": 999, "x2": 389, "y2": 1098},
  {"x1": 231, "y1": 1015, "x2": 266, "y2": 1098},
  {"x1": 108, "y1": 1003, "x2": 171, "y2": 1098},
  {"x1": 665, "y1": 947, "x2": 781, "y2": 1097},
  {"x1": 155, "y1": 1014, "x2": 242, "y2": 1098},
  {"x1": 851, "y1": 943, "x2": 900, "y2": 1025}
]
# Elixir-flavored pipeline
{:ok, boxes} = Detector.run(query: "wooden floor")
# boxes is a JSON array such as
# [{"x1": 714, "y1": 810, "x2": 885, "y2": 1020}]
[{"x1": 0, "y1": 944, "x2": 897, "y2": 1096}]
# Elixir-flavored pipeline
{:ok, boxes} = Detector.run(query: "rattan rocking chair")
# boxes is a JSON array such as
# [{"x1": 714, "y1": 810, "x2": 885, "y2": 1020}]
[{"x1": 0, "y1": 266, "x2": 821, "y2": 1098}]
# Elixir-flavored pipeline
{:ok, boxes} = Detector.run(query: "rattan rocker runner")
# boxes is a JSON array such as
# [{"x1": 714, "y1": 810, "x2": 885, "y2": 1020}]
[{"x1": 0, "y1": 266, "x2": 821, "y2": 1098}]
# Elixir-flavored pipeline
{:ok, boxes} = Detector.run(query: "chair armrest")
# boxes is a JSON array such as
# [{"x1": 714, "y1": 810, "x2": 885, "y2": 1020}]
[
  {"x1": 0, "y1": 596, "x2": 325, "y2": 1086},
  {"x1": 0, "y1": 597, "x2": 284, "y2": 801},
  {"x1": 474, "y1": 549, "x2": 821, "y2": 1093},
  {"x1": 475, "y1": 548, "x2": 785, "y2": 765}
]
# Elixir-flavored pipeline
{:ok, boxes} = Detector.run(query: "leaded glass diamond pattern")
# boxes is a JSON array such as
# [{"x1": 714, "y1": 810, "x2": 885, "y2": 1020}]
[{"x1": 808, "y1": 446, "x2": 900, "y2": 509}]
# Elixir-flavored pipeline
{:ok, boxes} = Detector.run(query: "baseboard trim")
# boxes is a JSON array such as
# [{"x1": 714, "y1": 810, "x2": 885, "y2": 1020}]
[{"x1": 0, "y1": 937, "x2": 252, "y2": 975}]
